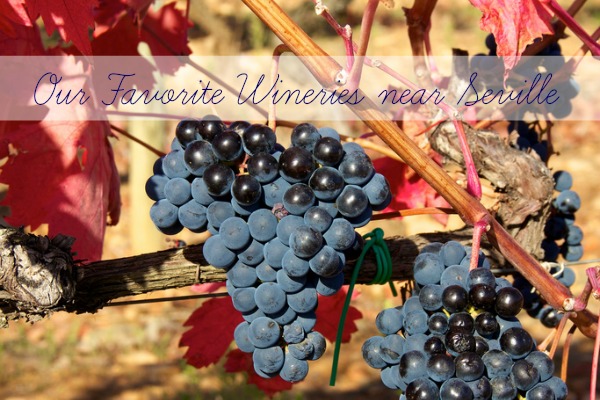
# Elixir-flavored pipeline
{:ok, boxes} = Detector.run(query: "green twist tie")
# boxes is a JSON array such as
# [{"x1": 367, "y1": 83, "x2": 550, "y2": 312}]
[{"x1": 329, "y1": 227, "x2": 396, "y2": 386}]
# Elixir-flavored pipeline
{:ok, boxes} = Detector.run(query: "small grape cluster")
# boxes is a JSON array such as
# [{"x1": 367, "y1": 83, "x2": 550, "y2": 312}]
[
  {"x1": 362, "y1": 241, "x2": 568, "y2": 400},
  {"x1": 483, "y1": 34, "x2": 580, "y2": 126},
  {"x1": 146, "y1": 116, "x2": 391, "y2": 382},
  {"x1": 510, "y1": 170, "x2": 583, "y2": 328}
]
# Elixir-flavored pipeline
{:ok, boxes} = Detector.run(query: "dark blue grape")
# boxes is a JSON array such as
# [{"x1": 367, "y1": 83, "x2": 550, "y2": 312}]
[
  {"x1": 150, "y1": 199, "x2": 178, "y2": 229},
  {"x1": 427, "y1": 353, "x2": 455, "y2": 382},
  {"x1": 247, "y1": 152, "x2": 279, "y2": 183},
  {"x1": 162, "y1": 149, "x2": 190, "y2": 179},
  {"x1": 254, "y1": 282, "x2": 287, "y2": 314},
  {"x1": 312, "y1": 136, "x2": 344, "y2": 166},
  {"x1": 184, "y1": 140, "x2": 217, "y2": 176},
  {"x1": 206, "y1": 201, "x2": 235, "y2": 229},
  {"x1": 413, "y1": 252, "x2": 444, "y2": 286},
  {"x1": 242, "y1": 124, "x2": 276, "y2": 155},
  {"x1": 362, "y1": 172, "x2": 391, "y2": 207},
  {"x1": 291, "y1": 123, "x2": 321, "y2": 152},
  {"x1": 283, "y1": 183, "x2": 315, "y2": 215},
  {"x1": 282, "y1": 250, "x2": 310, "y2": 278},
  {"x1": 318, "y1": 127, "x2": 341, "y2": 141},
  {"x1": 336, "y1": 185, "x2": 369, "y2": 218},
  {"x1": 263, "y1": 238, "x2": 289, "y2": 268},
  {"x1": 526, "y1": 383, "x2": 555, "y2": 400},
  {"x1": 442, "y1": 285, "x2": 469, "y2": 313},
  {"x1": 211, "y1": 129, "x2": 243, "y2": 162},
  {"x1": 553, "y1": 189, "x2": 581, "y2": 214},
  {"x1": 262, "y1": 176, "x2": 292, "y2": 207},
  {"x1": 231, "y1": 287, "x2": 257, "y2": 313},
  {"x1": 247, "y1": 208, "x2": 278, "y2": 242},
  {"x1": 287, "y1": 286, "x2": 318, "y2": 313},
  {"x1": 178, "y1": 200, "x2": 207, "y2": 231},
  {"x1": 323, "y1": 218, "x2": 356, "y2": 251},
  {"x1": 233, "y1": 321, "x2": 255, "y2": 353},
  {"x1": 227, "y1": 261, "x2": 257, "y2": 287},
  {"x1": 406, "y1": 378, "x2": 440, "y2": 399},
  {"x1": 279, "y1": 354, "x2": 308, "y2": 382},
  {"x1": 279, "y1": 146, "x2": 315, "y2": 183},
  {"x1": 231, "y1": 174, "x2": 262, "y2": 206},
  {"x1": 399, "y1": 350, "x2": 429, "y2": 383},
  {"x1": 500, "y1": 327, "x2": 533, "y2": 359},
  {"x1": 175, "y1": 118, "x2": 201, "y2": 147},
  {"x1": 490, "y1": 375, "x2": 517, "y2": 400},
  {"x1": 198, "y1": 115, "x2": 224, "y2": 142},
  {"x1": 440, "y1": 378, "x2": 474, "y2": 399},
  {"x1": 441, "y1": 241, "x2": 467, "y2": 267},
  {"x1": 376, "y1": 308, "x2": 403, "y2": 335},
  {"x1": 525, "y1": 351, "x2": 554, "y2": 381},
  {"x1": 308, "y1": 166, "x2": 344, "y2": 200},
  {"x1": 253, "y1": 346, "x2": 284, "y2": 374},
  {"x1": 276, "y1": 269, "x2": 306, "y2": 293},
  {"x1": 511, "y1": 359, "x2": 540, "y2": 391},
  {"x1": 315, "y1": 272, "x2": 344, "y2": 296},
  {"x1": 428, "y1": 312, "x2": 448, "y2": 335},
  {"x1": 419, "y1": 284, "x2": 443, "y2": 311},
  {"x1": 201, "y1": 163, "x2": 235, "y2": 197},
  {"x1": 202, "y1": 235, "x2": 236, "y2": 269},
  {"x1": 552, "y1": 170, "x2": 572, "y2": 191},
  {"x1": 304, "y1": 206, "x2": 333, "y2": 233},
  {"x1": 338, "y1": 150, "x2": 375, "y2": 185},
  {"x1": 256, "y1": 260, "x2": 278, "y2": 282},
  {"x1": 238, "y1": 239, "x2": 264, "y2": 266},
  {"x1": 145, "y1": 174, "x2": 168, "y2": 201},
  {"x1": 309, "y1": 245, "x2": 342, "y2": 278}
]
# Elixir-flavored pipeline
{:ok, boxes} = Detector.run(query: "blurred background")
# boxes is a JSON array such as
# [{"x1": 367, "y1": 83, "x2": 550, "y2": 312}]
[{"x1": 1, "y1": 0, "x2": 599, "y2": 398}]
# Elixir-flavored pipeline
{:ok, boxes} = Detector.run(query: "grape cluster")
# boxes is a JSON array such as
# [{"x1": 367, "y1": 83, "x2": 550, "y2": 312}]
[
  {"x1": 363, "y1": 241, "x2": 568, "y2": 400},
  {"x1": 509, "y1": 170, "x2": 583, "y2": 328},
  {"x1": 146, "y1": 116, "x2": 391, "y2": 382},
  {"x1": 483, "y1": 34, "x2": 580, "y2": 131}
]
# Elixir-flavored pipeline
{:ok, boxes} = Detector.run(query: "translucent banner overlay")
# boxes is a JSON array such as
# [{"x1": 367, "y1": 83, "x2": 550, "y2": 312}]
[{"x1": 1, "y1": 55, "x2": 598, "y2": 121}]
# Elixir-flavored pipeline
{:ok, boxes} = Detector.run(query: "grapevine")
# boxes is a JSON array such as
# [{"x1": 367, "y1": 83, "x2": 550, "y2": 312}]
[{"x1": 0, "y1": 0, "x2": 599, "y2": 398}]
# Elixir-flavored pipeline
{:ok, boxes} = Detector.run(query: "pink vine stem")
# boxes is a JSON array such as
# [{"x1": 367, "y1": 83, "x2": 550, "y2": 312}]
[
  {"x1": 313, "y1": 0, "x2": 354, "y2": 72},
  {"x1": 588, "y1": 267, "x2": 600, "y2": 400},
  {"x1": 345, "y1": 0, "x2": 380, "y2": 92},
  {"x1": 544, "y1": 0, "x2": 600, "y2": 56}
]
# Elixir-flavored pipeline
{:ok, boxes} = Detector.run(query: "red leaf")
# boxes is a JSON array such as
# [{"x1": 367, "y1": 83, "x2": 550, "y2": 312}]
[
  {"x1": 314, "y1": 288, "x2": 362, "y2": 343},
  {"x1": 469, "y1": 0, "x2": 553, "y2": 77},
  {"x1": 141, "y1": 3, "x2": 191, "y2": 56},
  {"x1": 373, "y1": 156, "x2": 450, "y2": 226},
  {"x1": 125, "y1": 0, "x2": 153, "y2": 23},
  {"x1": 0, "y1": 120, "x2": 121, "y2": 261},
  {"x1": 0, "y1": 19, "x2": 45, "y2": 55},
  {"x1": 0, "y1": 1, "x2": 31, "y2": 37},
  {"x1": 92, "y1": 2, "x2": 190, "y2": 74},
  {"x1": 180, "y1": 297, "x2": 244, "y2": 369},
  {"x1": 24, "y1": 0, "x2": 97, "y2": 55},
  {"x1": 224, "y1": 349, "x2": 294, "y2": 397}
]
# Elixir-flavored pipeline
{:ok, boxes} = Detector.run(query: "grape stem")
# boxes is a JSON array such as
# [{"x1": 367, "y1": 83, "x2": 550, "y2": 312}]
[
  {"x1": 561, "y1": 324, "x2": 577, "y2": 381},
  {"x1": 549, "y1": 312, "x2": 570, "y2": 359},
  {"x1": 109, "y1": 124, "x2": 165, "y2": 157},
  {"x1": 268, "y1": 44, "x2": 290, "y2": 131}
]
